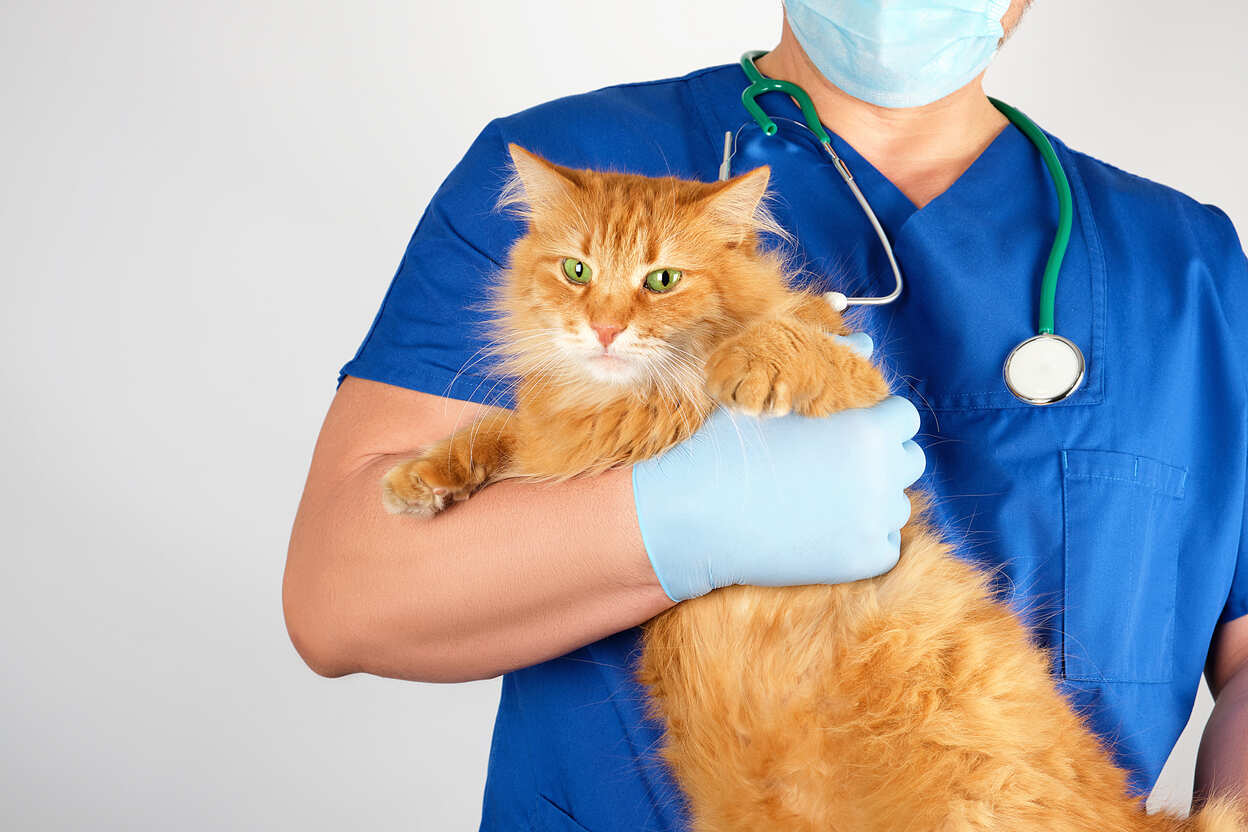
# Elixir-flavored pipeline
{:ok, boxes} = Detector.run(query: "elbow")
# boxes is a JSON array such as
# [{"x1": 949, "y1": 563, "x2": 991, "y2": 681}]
[
  {"x1": 282, "y1": 580, "x2": 493, "y2": 683},
  {"x1": 282, "y1": 564, "x2": 360, "y2": 679},
  {"x1": 282, "y1": 536, "x2": 489, "y2": 683},
  {"x1": 286, "y1": 616, "x2": 356, "y2": 679},
  {"x1": 281, "y1": 554, "x2": 450, "y2": 682}
]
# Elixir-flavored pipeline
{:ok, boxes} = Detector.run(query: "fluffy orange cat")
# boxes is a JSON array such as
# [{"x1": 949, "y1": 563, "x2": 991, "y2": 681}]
[{"x1": 381, "y1": 145, "x2": 1245, "y2": 832}]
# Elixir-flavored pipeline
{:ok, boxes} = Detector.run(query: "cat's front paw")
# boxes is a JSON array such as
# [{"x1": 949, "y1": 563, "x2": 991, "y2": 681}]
[
  {"x1": 381, "y1": 455, "x2": 472, "y2": 517},
  {"x1": 704, "y1": 330, "x2": 802, "y2": 417},
  {"x1": 705, "y1": 320, "x2": 890, "y2": 417}
]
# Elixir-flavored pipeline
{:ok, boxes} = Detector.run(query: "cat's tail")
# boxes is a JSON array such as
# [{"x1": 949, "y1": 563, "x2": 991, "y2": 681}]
[{"x1": 1151, "y1": 796, "x2": 1248, "y2": 832}]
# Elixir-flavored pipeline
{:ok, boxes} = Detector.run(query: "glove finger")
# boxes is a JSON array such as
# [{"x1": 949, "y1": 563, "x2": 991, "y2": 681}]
[
  {"x1": 888, "y1": 490, "x2": 914, "y2": 531},
  {"x1": 882, "y1": 529, "x2": 903, "y2": 570},
  {"x1": 874, "y1": 395, "x2": 921, "y2": 440},
  {"x1": 899, "y1": 439, "x2": 927, "y2": 487},
  {"x1": 829, "y1": 332, "x2": 874, "y2": 358}
]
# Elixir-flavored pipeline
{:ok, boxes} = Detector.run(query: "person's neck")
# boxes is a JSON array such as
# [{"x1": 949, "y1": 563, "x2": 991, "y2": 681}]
[{"x1": 754, "y1": 26, "x2": 1009, "y2": 209}]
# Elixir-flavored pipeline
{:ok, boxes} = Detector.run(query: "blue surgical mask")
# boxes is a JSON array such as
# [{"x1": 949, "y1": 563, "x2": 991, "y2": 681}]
[{"x1": 784, "y1": 0, "x2": 1011, "y2": 109}]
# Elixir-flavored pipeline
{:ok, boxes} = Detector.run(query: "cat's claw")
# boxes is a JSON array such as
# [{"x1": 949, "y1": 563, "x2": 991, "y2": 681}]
[{"x1": 705, "y1": 340, "x2": 798, "y2": 417}]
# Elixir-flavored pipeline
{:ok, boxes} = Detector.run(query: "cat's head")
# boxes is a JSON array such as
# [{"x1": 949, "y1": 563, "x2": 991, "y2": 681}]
[{"x1": 492, "y1": 144, "x2": 792, "y2": 398}]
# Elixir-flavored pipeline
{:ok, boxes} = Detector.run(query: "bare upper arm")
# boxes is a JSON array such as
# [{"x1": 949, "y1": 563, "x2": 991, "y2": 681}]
[
  {"x1": 1207, "y1": 614, "x2": 1248, "y2": 697},
  {"x1": 307, "y1": 376, "x2": 490, "y2": 483}
]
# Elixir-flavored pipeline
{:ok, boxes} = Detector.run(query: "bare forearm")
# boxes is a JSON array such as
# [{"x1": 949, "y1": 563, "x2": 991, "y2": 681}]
[
  {"x1": 1195, "y1": 668, "x2": 1248, "y2": 806},
  {"x1": 283, "y1": 455, "x2": 672, "y2": 683}
]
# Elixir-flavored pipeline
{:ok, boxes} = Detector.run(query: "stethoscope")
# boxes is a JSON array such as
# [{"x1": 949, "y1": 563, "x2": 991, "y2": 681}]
[{"x1": 728, "y1": 50, "x2": 1085, "y2": 406}]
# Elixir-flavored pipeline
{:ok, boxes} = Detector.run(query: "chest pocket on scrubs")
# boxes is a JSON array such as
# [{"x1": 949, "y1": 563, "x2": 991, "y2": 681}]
[{"x1": 1061, "y1": 449, "x2": 1188, "y2": 684}]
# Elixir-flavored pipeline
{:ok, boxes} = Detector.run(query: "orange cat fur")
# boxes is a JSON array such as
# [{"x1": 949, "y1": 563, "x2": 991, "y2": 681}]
[{"x1": 381, "y1": 146, "x2": 1245, "y2": 832}]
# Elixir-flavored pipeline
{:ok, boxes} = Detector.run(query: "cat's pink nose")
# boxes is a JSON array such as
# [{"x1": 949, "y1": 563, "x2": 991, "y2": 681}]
[{"x1": 591, "y1": 324, "x2": 623, "y2": 348}]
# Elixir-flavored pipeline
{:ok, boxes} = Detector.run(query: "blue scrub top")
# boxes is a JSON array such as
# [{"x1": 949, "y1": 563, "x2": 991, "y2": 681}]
[{"x1": 339, "y1": 63, "x2": 1248, "y2": 831}]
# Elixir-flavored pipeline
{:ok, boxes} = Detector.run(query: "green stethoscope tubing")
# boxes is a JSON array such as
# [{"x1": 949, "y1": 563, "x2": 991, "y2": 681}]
[
  {"x1": 988, "y1": 98, "x2": 1072, "y2": 336},
  {"x1": 739, "y1": 50, "x2": 1074, "y2": 338}
]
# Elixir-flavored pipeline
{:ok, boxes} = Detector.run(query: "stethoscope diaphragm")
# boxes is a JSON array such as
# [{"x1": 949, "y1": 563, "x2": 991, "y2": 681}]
[{"x1": 1003, "y1": 334, "x2": 1085, "y2": 405}]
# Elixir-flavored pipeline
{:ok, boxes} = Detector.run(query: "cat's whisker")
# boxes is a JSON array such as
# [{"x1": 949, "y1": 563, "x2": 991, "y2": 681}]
[
  {"x1": 457, "y1": 333, "x2": 565, "y2": 415},
  {"x1": 489, "y1": 364, "x2": 564, "y2": 441},
  {"x1": 460, "y1": 349, "x2": 571, "y2": 461},
  {"x1": 496, "y1": 352, "x2": 568, "y2": 414},
  {"x1": 445, "y1": 336, "x2": 551, "y2": 435},
  {"x1": 463, "y1": 329, "x2": 552, "y2": 373},
  {"x1": 644, "y1": 349, "x2": 705, "y2": 439}
]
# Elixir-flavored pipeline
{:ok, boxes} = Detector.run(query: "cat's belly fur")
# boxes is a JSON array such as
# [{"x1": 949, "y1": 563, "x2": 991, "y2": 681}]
[{"x1": 637, "y1": 511, "x2": 1181, "y2": 832}]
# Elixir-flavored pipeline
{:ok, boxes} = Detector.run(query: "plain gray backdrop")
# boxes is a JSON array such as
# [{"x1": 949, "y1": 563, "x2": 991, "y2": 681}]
[{"x1": 3, "y1": 1, "x2": 1246, "y2": 829}]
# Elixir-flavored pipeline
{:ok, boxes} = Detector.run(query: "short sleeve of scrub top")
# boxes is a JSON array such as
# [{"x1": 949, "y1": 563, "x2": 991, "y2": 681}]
[
  {"x1": 338, "y1": 119, "x2": 525, "y2": 405},
  {"x1": 1201, "y1": 205, "x2": 1248, "y2": 626}
]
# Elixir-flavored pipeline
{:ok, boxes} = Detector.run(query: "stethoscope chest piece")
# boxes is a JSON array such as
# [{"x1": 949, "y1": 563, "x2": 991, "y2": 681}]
[{"x1": 1003, "y1": 334, "x2": 1085, "y2": 405}]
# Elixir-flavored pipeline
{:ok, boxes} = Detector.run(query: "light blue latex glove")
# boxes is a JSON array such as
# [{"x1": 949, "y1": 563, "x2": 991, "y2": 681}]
[{"x1": 633, "y1": 334, "x2": 925, "y2": 602}]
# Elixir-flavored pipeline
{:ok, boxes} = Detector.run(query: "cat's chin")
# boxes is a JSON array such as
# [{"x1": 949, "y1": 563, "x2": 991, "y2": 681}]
[{"x1": 580, "y1": 354, "x2": 645, "y2": 386}]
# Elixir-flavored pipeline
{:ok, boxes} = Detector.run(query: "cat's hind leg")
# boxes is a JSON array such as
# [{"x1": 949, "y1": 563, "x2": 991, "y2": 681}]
[{"x1": 381, "y1": 409, "x2": 515, "y2": 516}]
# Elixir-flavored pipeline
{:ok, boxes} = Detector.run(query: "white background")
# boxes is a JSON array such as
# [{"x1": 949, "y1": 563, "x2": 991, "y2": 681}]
[{"x1": 2, "y1": 1, "x2": 1245, "y2": 829}]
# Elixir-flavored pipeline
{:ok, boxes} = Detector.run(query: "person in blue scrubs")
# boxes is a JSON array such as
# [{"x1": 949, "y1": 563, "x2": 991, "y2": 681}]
[{"x1": 282, "y1": 2, "x2": 1248, "y2": 829}]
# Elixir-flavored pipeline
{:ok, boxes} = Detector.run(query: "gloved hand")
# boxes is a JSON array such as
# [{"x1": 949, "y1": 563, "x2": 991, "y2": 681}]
[{"x1": 632, "y1": 334, "x2": 925, "y2": 602}]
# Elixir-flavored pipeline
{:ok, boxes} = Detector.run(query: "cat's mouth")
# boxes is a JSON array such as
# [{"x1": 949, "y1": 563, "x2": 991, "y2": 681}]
[{"x1": 581, "y1": 350, "x2": 642, "y2": 384}]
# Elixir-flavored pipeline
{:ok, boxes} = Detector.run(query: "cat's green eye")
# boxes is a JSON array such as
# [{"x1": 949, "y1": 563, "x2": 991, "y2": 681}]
[
  {"x1": 644, "y1": 268, "x2": 683, "y2": 293},
  {"x1": 562, "y1": 258, "x2": 592, "y2": 285}
]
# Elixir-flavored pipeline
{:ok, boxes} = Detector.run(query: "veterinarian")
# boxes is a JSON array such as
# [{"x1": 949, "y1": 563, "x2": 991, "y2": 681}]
[{"x1": 283, "y1": 1, "x2": 1248, "y2": 828}]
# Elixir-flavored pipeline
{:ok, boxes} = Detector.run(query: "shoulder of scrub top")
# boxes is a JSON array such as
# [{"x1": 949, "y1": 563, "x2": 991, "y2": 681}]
[
  {"x1": 420, "y1": 62, "x2": 740, "y2": 277},
  {"x1": 1055, "y1": 138, "x2": 1246, "y2": 318},
  {"x1": 1055, "y1": 138, "x2": 1243, "y2": 265},
  {"x1": 489, "y1": 62, "x2": 736, "y2": 178}
]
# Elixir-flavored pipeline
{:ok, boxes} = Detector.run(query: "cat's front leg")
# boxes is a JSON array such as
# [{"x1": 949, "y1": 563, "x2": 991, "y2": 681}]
[
  {"x1": 705, "y1": 317, "x2": 890, "y2": 417},
  {"x1": 381, "y1": 410, "x2": 515, "y2": 516}
]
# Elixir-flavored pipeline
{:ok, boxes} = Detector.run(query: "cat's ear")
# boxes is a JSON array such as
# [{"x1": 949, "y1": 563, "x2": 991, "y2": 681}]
[
  {"x1": 500, "y1": 144, "x2": 577, "y2": 217},
  {"x1": 699, "y1": 166, "x2": 777, "y2": 242}
]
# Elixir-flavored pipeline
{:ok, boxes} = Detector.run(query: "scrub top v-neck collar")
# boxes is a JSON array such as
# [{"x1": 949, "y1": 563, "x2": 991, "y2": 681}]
[
  {"x1": 698, "y1": 63, "x2": 1020, "y2": 241},
  {"x1": 688, "y1": 63, "x2": 1106, "y2": 411}
]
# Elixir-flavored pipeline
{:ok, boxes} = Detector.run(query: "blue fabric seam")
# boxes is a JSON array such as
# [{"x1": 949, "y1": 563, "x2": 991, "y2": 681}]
[
  {"x1": 1063, "y1": 473, "x2": 1185, "y2": 498},
  {"x1": 1057, "y1": 136, "x2": 1109, "y2": 407},
  {"x1": 589, "y1": 63, "x2": 736, "y2": 95},
  {"x1": 437, "y1": 200, "x2": 507, "y2": 270},
  {"x1": 1061, "y1": 675, "x2": 1176, "y2": 686},
  {"x1": 1060, "y1": 449, "x2": 1072, "y2": 679},
  {"x1": 444, "y1": 120, "x2": 512, "y2": 270},
  {"x1": 339, "y1": 357, "x2": 500, "y2": 404},
  {"x1": 1060, "y1": 448, "x2": 1188, "y2": 498}
]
